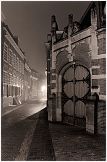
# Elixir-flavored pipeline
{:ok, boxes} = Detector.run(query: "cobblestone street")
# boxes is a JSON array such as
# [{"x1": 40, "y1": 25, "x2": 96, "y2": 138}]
[
  {"x1": 49, "y1": 123, "x2": 106, "y2": 161},
  {"x1": 1, "y1": 101, "x2": 106, "y2": 161}
]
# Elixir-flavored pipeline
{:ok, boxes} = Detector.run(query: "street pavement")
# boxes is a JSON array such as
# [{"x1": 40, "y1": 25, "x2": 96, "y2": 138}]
[
  {"x1": 1, "y1": 100, "x2": 106, "y2": 161},
  {"x1": 2, "y1": 100, "x2": 46, "y2": 127},
  {"x1": 1, "y1": 100, "x2": 48, "y2": 161}
]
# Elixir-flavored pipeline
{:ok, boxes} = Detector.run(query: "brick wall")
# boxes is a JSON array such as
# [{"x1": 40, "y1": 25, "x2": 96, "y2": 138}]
[
  {"x1": 98, "y1": 38, "x2": 106, "y2": 55},
  {"x1": 72, "y1": 43, "x2": 91, "y2": 69},
  {"x1": 99, "y1": 79, "x2": 106, "y2": 95},
  {"x1": 99, "y1": 58, "x2": 106, "y2": 74},
  {"x1": 92, "y1": 79, "x2": 98, "y2": 89},
  {"x1": 97, "y1": 101, "x2": 106, "y2": 134},
  {"x1": 91, "y1": 59, "x2": 99, "y2": 66},
  {"x1": 56, "y1": 50, "x2": 69, "y2": 74}
]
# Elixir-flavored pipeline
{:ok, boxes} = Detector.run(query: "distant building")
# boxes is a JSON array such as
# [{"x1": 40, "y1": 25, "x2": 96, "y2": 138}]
[
  {"x1": 30, "y1": 69, "x2": 39, "y2": 99},
  {"x1": 1, "y1": 22, "x2": 25, "y2": 107},
  {"x1": 45, "y1": 2, "x2": 106, "y2": 134},
  {"x1": 30, "y1": 69, "x2": 47, "y2": 100}
]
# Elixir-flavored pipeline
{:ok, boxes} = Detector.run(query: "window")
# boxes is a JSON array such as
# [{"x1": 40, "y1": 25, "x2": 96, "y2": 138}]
[
  {"x1": 21, "y1": 79, "x2": 24, "y2": 88},
  {"x1": 14, "y1": 75, "x2": 17, "y2": 85},
  {"x1": 3, "y1": 43, "x2": 8, "y2": 61},
  {"x1": 8, "y1": 49, "x2": 12, "y2": 65},
  {"x1": 8, "y1": 85, "x2": 13, "y2": 97},
  {"x1": 16, "y1": 76, "x2": 19, "y2": 86},
  {"x1": 15, "y1": 86, "x2": 18, "y2": 96},
  {"x1": 17, "y1": 57, "x2": 20, "y2": 72},
  {"x1": 16, "y1": 57, "x2": 18, "y2": 70},
  {"x1": 3, "y1": 72, "x2": 8, "y2": 84},
  {"x1": 12, "y1": 53, "x2": 16, "y2": 67},
  {"x1": 8, "y1": 74, "x2": 11, "y2": 84},
  {"x1": 12, "y1": 86, "x2": 15, "y2": 97},
  {"x1": 20, "y1": 60, "x2": 22, "y2": 73},
  {"x1": 21, "y1": 62, "x2": 24, "y2": 74},
  {"x1": 14, "y1": 54, "x2": 16, "y2": 69},
  {"x1": 18, "y1": 87, "x2": 20, "y2": 96},
  {"x1": 10, "y1": 74, "x2": 13, "y2": 85},
  {"x1": 3, "y1": 84, "x2": 7, "y2": 97}
]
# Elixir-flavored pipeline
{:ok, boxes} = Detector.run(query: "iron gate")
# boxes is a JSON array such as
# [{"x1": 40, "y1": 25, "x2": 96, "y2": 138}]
[{"x1": 62, "y1": 63, "x2": 90, "y2": 128}]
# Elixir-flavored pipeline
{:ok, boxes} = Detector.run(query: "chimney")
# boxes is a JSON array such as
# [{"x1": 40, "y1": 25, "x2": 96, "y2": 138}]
[
  {"x1": 51, "y1": 15, "x2": 58, "y2": 43},
  {"x1": 68, "y1": 14, "x2": 73, "y2": 36},
  {"x1": 68, "y1": 14, "x2": 73, "y2": 27},
  {"x1": 51, "y1": 15, "x2": 58, "y2": 34},
  {"x1": 91, "y1": 6, "x2": 97, "y2": 29}
]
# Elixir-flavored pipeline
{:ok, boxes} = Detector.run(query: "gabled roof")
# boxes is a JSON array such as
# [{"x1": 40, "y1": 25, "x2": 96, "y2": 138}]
[{"x1": 2, "y1": 21, "x2": 25, "y2": 55}]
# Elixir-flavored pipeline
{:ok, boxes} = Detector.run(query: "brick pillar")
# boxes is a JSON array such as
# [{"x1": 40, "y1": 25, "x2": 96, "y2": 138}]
[
  {"x1": 45, "y1": 34, "x2": 52, "y2": 121},
  {"x1": 86, "y1": 94, "x2": 98, "y2": 134},
  {"x1": 97, "y1": 100, "x2": 106, "y2": 134},
  {"x1": 90, "y1": 6, "x2": 99, "y2": 96},
  {"x1": 68, "y1": 14, "x2": 73, "y2": 62},
  {"x1": 48, "y1": 97, "x2": 53, "y2": 121},
  {"x1": 56, "y1": 74, "x2": 62, "y2": 122},
  {"x1": 97, "y1": 28, "x2": 106, "y2": 100}
]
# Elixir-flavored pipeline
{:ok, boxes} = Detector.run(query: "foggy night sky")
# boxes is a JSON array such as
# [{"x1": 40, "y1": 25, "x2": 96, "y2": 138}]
[{"x1": 1, "y1": 1, "x2": 90, "y2": 75}]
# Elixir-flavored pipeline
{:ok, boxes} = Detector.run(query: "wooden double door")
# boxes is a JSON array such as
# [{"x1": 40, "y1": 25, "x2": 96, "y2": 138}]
[{"x1": 62, "y1": 64, "x2": 90, "y2": 128}]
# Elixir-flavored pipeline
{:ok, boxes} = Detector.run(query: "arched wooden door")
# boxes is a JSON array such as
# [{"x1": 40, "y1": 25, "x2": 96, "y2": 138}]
[{"x1": 62, "y1": 63, "x2": 90, "y2": 128}]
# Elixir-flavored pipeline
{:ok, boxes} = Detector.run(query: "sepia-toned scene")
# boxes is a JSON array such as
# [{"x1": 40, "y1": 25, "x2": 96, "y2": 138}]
[{"x1": 1, "y1": 1, "x2": 106, "y2": 161}]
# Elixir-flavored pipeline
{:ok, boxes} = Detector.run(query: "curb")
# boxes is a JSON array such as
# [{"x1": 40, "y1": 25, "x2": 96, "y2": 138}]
[{"x1": 1, "y1": 103, "x2": 26, "y2": 117}]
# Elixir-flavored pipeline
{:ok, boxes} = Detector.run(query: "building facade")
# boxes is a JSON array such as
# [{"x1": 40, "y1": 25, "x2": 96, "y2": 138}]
[
  {"x1": 1, "y1": 22, "x2": 46, "y2": 111},
  {"x1": 1, "y1": 22, "x2": 25, "y2": 107},
  {"x1": 45, "y1": 2, "x2": 106, "y2": 134}
]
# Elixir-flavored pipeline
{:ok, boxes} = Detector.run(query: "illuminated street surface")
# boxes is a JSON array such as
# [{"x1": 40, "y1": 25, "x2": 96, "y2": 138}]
[
  {"x1": 2, "y1": 100, "x2": 46, "y2": 127},
  {"x1": 1, "y1": 100, "x2": 47, "y2": 161}
]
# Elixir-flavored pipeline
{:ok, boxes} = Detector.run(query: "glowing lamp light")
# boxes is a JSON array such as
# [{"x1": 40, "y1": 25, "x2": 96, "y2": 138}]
[{"x1": 41, "y1": 85, "x2": 46, "y2": 92}]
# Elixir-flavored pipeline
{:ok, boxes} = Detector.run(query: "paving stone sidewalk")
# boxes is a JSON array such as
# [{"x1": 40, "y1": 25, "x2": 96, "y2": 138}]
[
  {"x1": 49, "y1": 122, "x2": 106, "y2": 161},
  {"x1": 2, "y1": 104, "x2": 21, "y2": 116},
  {"x1": 27, "y1": 108, "x2": 55, "y2": 161},
  {"x1": 1, "y1": 99, "x2": 42, "y2": 116},
  {"x1": 1, "y1": 115, "x2": 36, "y2": 161}
]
